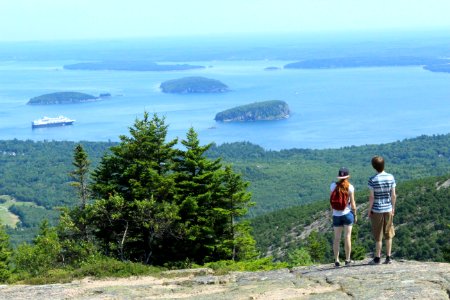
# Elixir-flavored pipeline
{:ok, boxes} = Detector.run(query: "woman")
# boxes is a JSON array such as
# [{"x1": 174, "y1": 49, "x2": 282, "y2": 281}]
[{"x1": 330, "y1": 167, "x2": 357, "y2": 267}]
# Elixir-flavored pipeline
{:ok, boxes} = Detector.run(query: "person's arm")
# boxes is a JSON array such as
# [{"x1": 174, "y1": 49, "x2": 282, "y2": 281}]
[
  {"x1": 350, "y1": 190, "x2": 357, "y2": 223},
  {"x1": 368, "y1": 190, "x2": 375, "y2": 218},
  {"x1": 391, "y1": 187, "x2": 396, "y2": 216}
]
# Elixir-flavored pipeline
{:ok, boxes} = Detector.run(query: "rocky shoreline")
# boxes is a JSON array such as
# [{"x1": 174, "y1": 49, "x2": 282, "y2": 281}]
[{"x1": 1, "y1": 259, "x2": 449, "y2": 299}]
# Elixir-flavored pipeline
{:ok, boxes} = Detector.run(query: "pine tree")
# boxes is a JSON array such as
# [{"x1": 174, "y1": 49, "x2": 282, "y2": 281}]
[
  {"x1": 90, "y1": 113, "x2": 179, "y2": 264},
  {"x1": 69, "y1": 144, "x2": 91, "y2": 209},
  {"x1": 172, "y1": 127, "x2": 223, "y2": 263},
  {"x1": 0, "y1": 226, "x2": 11, "y2": 282}
]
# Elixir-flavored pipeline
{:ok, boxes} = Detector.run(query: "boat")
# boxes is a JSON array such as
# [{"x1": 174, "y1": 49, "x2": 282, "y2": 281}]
[{"x1": 32, "y1": 115, "x2": 75, "y2": 128}]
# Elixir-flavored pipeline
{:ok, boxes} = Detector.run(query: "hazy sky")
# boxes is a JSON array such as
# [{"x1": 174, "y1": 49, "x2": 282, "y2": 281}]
[{"x1": 1, "y1": 0, "x2": 450, "y2": 41}]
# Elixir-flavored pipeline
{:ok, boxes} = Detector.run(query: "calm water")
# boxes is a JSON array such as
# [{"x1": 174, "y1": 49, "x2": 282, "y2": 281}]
[{"x1": 0, "y1": 59, "x2": 449, "y2": 150}]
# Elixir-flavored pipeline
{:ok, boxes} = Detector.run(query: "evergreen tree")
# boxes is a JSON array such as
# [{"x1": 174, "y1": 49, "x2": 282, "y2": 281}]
[
  {"x1": 217, "y1": 166, "x2": 257, "y2": 261},
  {"x1": 13, "y1": 220, "x2": 61, "y2": 276},
  {"x1": 172, "y1": 128, "x2": 256, "y2": 263},
  {"x1": 171, "y1": 127, "x2": 223, "y2": 263},
  {"x1": 306, "y1": 231, "x2": 328, "y2": 263},
  {"x1": 69, "y1": 144, "x2": 91, "y2": 209},
  {"x1": 90, "y1": 113, "x2": 179, "y2": 264},
  {"x1": 0, "y1": 226, "x2": 11, "y2": 282}
]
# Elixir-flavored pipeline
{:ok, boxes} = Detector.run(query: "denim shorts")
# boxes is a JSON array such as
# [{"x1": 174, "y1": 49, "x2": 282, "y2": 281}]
[{"x1": 333, "y1": 212, "x2": 354, "y2": 227}]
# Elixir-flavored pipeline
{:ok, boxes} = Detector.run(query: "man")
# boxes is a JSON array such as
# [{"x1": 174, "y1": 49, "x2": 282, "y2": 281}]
[{"x1": 368, "y1": 156, "x2": 396, "y2": 264}]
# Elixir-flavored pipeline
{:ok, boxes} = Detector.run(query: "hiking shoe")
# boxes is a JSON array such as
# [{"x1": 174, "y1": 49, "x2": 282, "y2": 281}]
[
  {"x1": 384, "y1": 256, "x2": 393, "y2": 264},
  {"x1": 334, "y1": 261, "x2": 341, "y2": 268},
  {"x1": 369, "y1": 257, "x2": 381, "y2": 265},
  {"x1": 345, "y1": 260, "x2": 354, "y2": 266}
]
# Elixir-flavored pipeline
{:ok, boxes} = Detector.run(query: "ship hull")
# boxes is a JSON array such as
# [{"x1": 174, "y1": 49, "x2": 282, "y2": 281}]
[{"x1": 32, "y1": 121, "x2": 74, "y2": 129}]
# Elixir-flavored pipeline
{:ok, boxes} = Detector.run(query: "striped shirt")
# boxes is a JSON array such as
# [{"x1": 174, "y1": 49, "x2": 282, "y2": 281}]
[{"x1": 368, "y1": 171, "x2": 396, "y2": 213}]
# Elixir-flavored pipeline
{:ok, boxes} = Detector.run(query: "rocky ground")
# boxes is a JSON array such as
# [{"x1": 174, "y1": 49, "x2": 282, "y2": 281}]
[{"x1": 0, "y1": 259, "x2": 449, "y2": 299}]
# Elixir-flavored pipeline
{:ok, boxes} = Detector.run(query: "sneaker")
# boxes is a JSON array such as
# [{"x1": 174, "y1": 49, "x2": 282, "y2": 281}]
[
  {"x1": 345, "y1": 260, "x2": 354, "y2": 266},
  {"x1": 369, "y1": 257, "x2": 381, "y2": 265},
  {"x1": 334, "y1": 261, "x2": 341, "y2": 268},
  {"x1": 384, "y1": 256, "x2": 393, "y2": 264}
]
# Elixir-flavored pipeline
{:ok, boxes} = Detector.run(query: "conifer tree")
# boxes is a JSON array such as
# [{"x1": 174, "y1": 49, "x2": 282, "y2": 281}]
[
  {"x1": 0, "y1": 226, "x2": 11, "y2": 282},
  {"x1": 69, "y1": 144, "x2": 91, "y2": 209},
  {"x1": 90, "y1": 113, "x2": 179, "y2": 264},
  {"x1": 172, "y1": 127, "x2": 224, "y2": 263}
]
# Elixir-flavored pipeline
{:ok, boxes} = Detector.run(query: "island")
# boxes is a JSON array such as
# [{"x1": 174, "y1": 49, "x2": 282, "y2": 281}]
[
  {"x1": 264, "y1": 66, "x2": 280, "y2": 71},
  {"x1": 215, "y1": 100, "x2": 290, "y2": 122},
  {"x1": 63, "y1": 61, "x2": 205, "y2": 71},
  {"x1": 423, "y1": 64, "x2": 450, "y2": 73},
  {"x1": 160, "y1": 76, "x2": 230, "y2": 94},
  {"x1": 284, "y1": 57, "x2": 447, "y2": 69},
  {"x1": 27, "y1": 92, "x2": 100, "y2": 105}
]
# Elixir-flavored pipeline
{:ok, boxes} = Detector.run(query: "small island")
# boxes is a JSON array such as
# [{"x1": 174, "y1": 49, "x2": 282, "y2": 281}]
[
  {"x1": 63, "y1": 61, "x2": 205, "y2": 71},
  {"x1": 423, "y1": 64, "x2": 450, "y2": 73},
  {"x1": 27, "y1": 92, "x2": 100, "y2": 105},
  {"x1": 264, "y1": 66, "x2": 280, "y2": 71},
  {"x1": 160, "y1": 76, "x2": 230, "y2": 94},
  {"x1": 284, "y1": 57, "x2": 447, "y2": 69},
  {"x1": 63, "y1": 61, "x2": 205, "y2": 72},
  {"x1": 215, "y1": 100, "x2": 290, "y2": 122}
]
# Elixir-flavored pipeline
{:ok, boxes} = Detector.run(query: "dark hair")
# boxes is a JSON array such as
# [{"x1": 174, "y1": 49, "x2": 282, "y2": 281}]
[{"x1": 371, "y1": 156, "x2": 385, "y2": 172}]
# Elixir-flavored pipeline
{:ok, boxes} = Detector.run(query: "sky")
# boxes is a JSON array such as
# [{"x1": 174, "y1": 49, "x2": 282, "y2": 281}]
[{"x1": 1, "y1": 0, "x2": 450, "y2": 42}]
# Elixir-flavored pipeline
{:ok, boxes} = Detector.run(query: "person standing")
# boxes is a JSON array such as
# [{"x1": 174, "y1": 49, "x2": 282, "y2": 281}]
[
  {"x1": 368, "y1": 156, "x2": 397, "y2": 264},
  {"x1": 330, "y1": 167, "x2": 357, "y2": 267}
]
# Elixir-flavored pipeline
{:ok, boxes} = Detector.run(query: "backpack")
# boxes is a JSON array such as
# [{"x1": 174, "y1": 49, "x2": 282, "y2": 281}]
[{"x1": 330, "y1": 183, "x2": 349, "y2": 210}]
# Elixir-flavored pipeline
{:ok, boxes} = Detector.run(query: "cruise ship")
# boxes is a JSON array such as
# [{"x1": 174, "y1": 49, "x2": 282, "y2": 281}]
[{"x1": 32, "y1": 115, "x2": 75, "y2": 128}]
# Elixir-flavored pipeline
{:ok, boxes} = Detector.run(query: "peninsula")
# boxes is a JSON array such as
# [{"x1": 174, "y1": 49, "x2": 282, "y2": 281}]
[
  {"x1": 215, "y1": 100, "x2": 290, "y2": 122},
  {"x1": 63, "y1": 61, "x2": 204, "y2": 71},
  {"x1": 160, "y1": 76, "x2": 230, "y2": 94},
  {"x1": 27, "y1": 92, "x2": 100, "y2": 105}
]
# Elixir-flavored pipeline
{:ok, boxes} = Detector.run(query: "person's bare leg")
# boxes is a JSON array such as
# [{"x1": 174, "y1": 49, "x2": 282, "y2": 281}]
[
  {"x1": 333, "y1": 227, "x2": 343, "y2": 262},
  {"x1": 385, "y1": 238, "x2": 392, "y2": 257},
  {"x1": 375, "y1": 240, "x2": 382, "y2": 258},
  {"x1": 344, "y1": 225, "x2": 352, "y2": 261}
]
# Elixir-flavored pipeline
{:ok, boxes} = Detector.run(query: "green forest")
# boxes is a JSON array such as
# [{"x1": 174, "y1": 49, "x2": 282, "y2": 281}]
[{"x1": 0, "y1": 113, "x2": 449, "y2": 283}]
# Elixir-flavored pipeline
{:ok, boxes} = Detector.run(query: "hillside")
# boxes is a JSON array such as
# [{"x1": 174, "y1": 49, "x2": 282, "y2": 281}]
[
  {"x1": 1, "y1": 261, "x2": 449, "y2": 299},
  {"x1": 251, "y1": 174, "x2": 450, "y2": 262}
]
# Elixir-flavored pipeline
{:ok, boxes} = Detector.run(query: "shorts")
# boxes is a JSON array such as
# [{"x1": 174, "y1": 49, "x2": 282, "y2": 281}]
[
  {"x1": 371, "y1": 212, "x2": 395, "y2": 241},
  {"x1": 333, "y1": 212, "x2": 354, "y2": 227}
]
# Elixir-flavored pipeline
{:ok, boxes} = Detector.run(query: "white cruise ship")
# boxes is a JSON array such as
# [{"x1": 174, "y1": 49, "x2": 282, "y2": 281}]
[{"x1": 32, "y1": 116, "x2": 75, "y2": 128}]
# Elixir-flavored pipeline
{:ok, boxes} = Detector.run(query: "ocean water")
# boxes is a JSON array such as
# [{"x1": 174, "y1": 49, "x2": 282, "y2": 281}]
[{"x1": 0, "y1": 57, "x2": 449, "y2": 150}]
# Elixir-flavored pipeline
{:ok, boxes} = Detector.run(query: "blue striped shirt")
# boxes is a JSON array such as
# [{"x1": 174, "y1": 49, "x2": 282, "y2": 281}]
[{"x1": 368, "y1": 171, "x2": 396, "y2": 213}]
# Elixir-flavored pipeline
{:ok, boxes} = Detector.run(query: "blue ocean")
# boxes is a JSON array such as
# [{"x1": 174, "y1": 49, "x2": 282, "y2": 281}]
[{"x1": 0, "y1": 34, "x2": 449, "y2": 150}]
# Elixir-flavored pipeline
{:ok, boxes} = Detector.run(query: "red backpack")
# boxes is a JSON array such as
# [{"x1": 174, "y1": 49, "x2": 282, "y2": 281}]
[{"x1": 330, "y1": 183, "x2": 349, "y2": 210}]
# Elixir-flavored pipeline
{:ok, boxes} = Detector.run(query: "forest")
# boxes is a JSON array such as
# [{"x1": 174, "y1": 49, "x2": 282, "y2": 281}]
[
  {"x1": 0, "y1": 114, "x2": 449, "y2": 283},
  {"x1": 2, "y1": 132, "x2": 450, "y2": 245}
]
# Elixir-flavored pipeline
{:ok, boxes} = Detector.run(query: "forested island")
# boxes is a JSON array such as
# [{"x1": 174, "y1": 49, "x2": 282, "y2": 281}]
[
  {"x1": 215, "y1": 100, "x2": 290, "y2": 122},
  {"x1": 63, "y1": 61, "x2": 205, "y2": 71},
  {"x1": 284, "y1": 56, "x2": 448, "y2": 69},
  {"x1": 423, "y1": 64, "x2": 450, "y2": 73},
  {"x1": 27, "y1": 92, "x2": 104, "y2": 105},
  {"x1": 160, "y1": 76, "x2": 230, "y2": 93}
]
